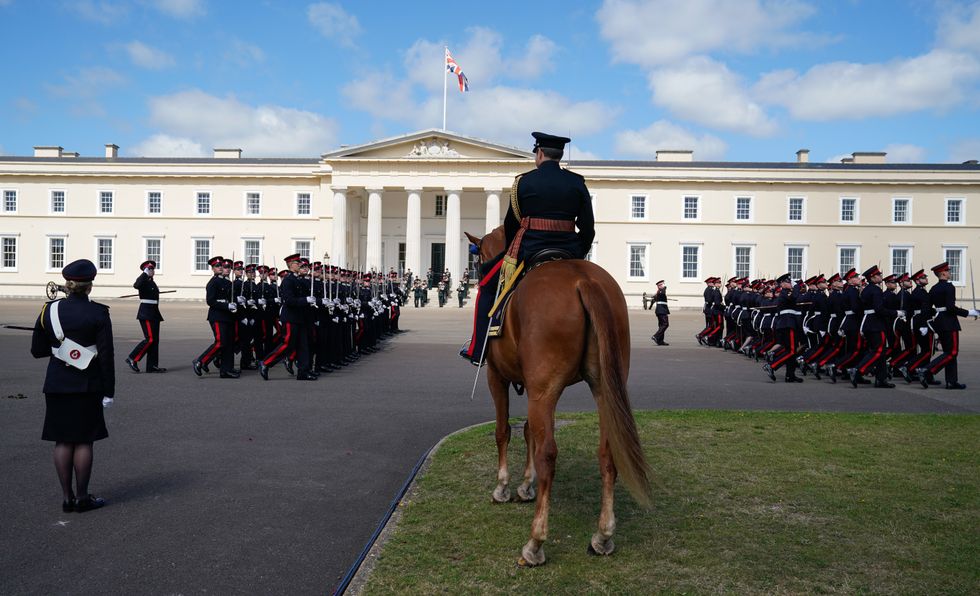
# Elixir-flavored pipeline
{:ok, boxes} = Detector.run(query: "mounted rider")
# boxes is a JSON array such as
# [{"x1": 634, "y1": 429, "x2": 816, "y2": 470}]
[{"x1": 460, "y1": 131, "x2": 596, "y2": 365}]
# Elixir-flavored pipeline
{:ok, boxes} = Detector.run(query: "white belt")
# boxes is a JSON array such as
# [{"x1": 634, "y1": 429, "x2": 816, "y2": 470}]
[
  {"x1": 865, "y1": 309, "x2": 875, "y2": 314},
  {"x1": 217, "y1": 299, "x2": 228, "y2": 303},
  {"x1": 913, "y1": 309, "x2": 922, "y2": 315},
  {"x1": 935, "y1": 307, "x2": 947, "y2": 312},
  {"x1": 656, "y1": 301, "x2": 668, "y2": 305},
  {"x1": 140, "y1": 299, "x2": 158, "y2": 304},
  {"x1": 812, "y1": 311, "x2": 822, "y2": 315},
  {"x1": 845, "y1": 310, "x2": 855, "y2": 315},
  {"x1": 779, "y1": 309, "x2": 801, "y2": 315}
]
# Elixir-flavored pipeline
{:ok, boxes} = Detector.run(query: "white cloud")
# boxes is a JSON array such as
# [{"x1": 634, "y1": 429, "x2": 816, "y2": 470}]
[
  {"x1": 307, "y1": 2, "x2": 361, "y2": 48},
  {"x1": 124, "y1": 40, "x2": 175, "y2": 69},
  {"x1": 13, "y1": 96, "x2": 37, "y2": 120},
  {"x1": 883, "y1": 143, "x2": 926, "y2": 164},
  {"x1": 566, "y1": 147, "x2": 602, "y2": 161},
  {"x1": 755, "y1": 50, "x2": 980, "y2": 120},
  {"x1": 46, "y1": 66, "x2": 126, "y2": 100},
  {"x1": 937, "y1": 1, "x2": 980, "y2": 54},
  {"x1": 68, "y1": 1, "x2": 129, "y2": 25},
  {"x1": 342, "y1": 72, "x2": 418, "y2": 121},
  {"x1": 509, "y1": 34, "x2": 558, "y2": 79},
  {"x1": 225, "y1": 38, "x2": 265, "y2": 67},
  {"x1": 140, "y1": 89, "x2": 338, "y2": 156},
  {"x1": 130, "y1": 133, "x2": 207, "y2": 157},
  {"x1": 649, "y1": 57, "x2": 777, "y2": 136},
  {"x1": 949, "y1": 138, "x2": 980, "y2": 163},
  {"x1": 596, "y1": 0, "x2": 818, "y2": 68},
  {"x1": 148, "y1": 0, "x2": 205, "y2": 19},
  {"x1": 615, "y1": 120, "x2": 727, "y2": 160}
]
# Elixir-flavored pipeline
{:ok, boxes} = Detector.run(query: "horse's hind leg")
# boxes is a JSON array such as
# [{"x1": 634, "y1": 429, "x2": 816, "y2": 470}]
[
  {"x1": 589, "y1": 425, "x2": 617, "y2": 556},
  {"x1": 519, "y1": 394, "x2": 558, "y2": 567},
  {"x1": 488, "y1": 365, "x2": 512, "y2": 504},
  {"x1": 516, "y1": 420, "x2": 537, "y2": 502}
]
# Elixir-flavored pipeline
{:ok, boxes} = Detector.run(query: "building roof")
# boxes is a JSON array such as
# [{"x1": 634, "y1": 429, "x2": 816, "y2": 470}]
[
  {"x1": 0, "y1": 156, "x2": 320, "y2": 165},
  {"x1": 567, "y1": 160, "x2": 980, "y2": 171}
]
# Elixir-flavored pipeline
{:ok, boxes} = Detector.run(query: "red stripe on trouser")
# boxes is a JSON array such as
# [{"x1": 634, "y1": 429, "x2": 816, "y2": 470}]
[
  {"x1": 929, "y1": 331, "x2": 958, "y2": 374},
  {"x1": 262, "y1": 323, "x2": 292, "y2": 365},
  {"x1": 706, "y1": 315, "x2": 723, "y2": 340},
  {"x1": 905, "y1": 333, "x2": 934, "y2": 371},
  {"x1": 133, "y1": 319, "x2": 154, "y2": 361},
  {"x1": 772, "y1": 329, "x2": 796, "y2": 368},
  {"x1": 859, "y1": 332, "x2": 885, "y2": 375},
  {"x1": 201, "y1": 323, "x2": 222, "y2": 364},
  {"x1": 818, "y1": 337, "x2": 844, "y2": 366},
  {"x1": 837, "y1": 334, "x2": 864, "y2": 370}
]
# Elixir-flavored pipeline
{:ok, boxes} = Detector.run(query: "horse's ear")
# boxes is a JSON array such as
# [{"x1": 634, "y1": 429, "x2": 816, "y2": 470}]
[{"x1": 464, "y1": 231, "x2": 482, "y2": 246}]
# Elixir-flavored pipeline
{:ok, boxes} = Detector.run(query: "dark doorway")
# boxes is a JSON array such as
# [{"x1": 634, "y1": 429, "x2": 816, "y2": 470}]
[{"x1": 430, "y1": 242, "x2": 445, "y2": 282}]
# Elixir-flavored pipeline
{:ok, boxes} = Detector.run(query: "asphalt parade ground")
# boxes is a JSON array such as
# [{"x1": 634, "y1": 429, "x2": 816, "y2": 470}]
[{"x1": 1, "y1": 298, "x2": 978, "y2": 594}]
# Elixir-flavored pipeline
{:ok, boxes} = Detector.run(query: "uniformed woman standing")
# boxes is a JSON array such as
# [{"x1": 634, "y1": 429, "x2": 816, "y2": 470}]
[{"x1": 30, "y1": 259, "x2": 115, "y2": 513}]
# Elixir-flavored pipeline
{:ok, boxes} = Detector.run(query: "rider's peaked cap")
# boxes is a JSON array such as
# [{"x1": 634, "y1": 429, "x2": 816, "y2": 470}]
[{"x1": 532, "y1": 131, "x2": 571, "y2": 150}]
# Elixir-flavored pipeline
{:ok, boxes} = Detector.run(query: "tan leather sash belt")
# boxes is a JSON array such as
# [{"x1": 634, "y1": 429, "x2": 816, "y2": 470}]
[{"x1": 506, "y1": 217, "x2": 576, "y2": 258}]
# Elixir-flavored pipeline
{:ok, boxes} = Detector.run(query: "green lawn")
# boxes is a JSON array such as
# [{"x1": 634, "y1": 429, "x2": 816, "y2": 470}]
[{"x1": 360, "y1": 411, "x2": 979, "y2": 595}]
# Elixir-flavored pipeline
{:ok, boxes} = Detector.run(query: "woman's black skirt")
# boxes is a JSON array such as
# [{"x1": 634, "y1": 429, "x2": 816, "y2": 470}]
[{"x1": 42, "y1": 393, "x2": 108, "y2": 443}]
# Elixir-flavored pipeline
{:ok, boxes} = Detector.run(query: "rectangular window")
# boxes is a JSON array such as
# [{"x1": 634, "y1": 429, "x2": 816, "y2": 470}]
[
  {"x1": 49, "y1": 237, "x2": 65, "y2": 270},
  {"x1": 51, "y1": 190, "x2": 65, "y2": 213},
  {"x1": 946, "y1": 198, "x2": 964, "y2": 224},
  {"x1": 246, "y1": 192, "x2": 261, "y2": 215},
  {"x1": 892, "y1": 198, "x2": 910, "y2": 224},
  {"x1": 788, "y1": 197, "x2": 805, "y2": 222},
  {"x1": 735, "y1": 196, "x2": 752, "y2": 221},
  {"x1": 628, "y1": 244, "x2": 648, "y2": 279},
  {"x1": 147, "y1": 191, "x2": 162, "y2": 214},
  {"x1": 296, "y1": 192, "x2": 311, "y2": 216},
  {"x1": 838, "y1": 246, "x2": 859, "y2": 274},
  {"x1": 786, "y1": 246, "x2": 805, "y2": 279},
  {"x1": 681, "y1": 245, "x2": 700, "y2": 280},
  {"x1": 3, "y1": 190, "x2": 17, "y2": 213},
  {"x1": 945, "y1": 248, "x2": 964, "y2": 284},
  {"x1": 196, "y1": 192, "x2": 211, "y2": 215},
  {"x1": 890, "y1": 247, "x2": 910, "y2": 275},
  {"x1": 683, "y1": 196, "x2": 699, "y2": 220},
  {"x1": 295, "y1": 240, "x2": 311, "y2": 260},
  {"x1": 97, "y1": 238, "x2": 113, "y2": 271},
  {"x1": 398, "y1": 242, "x2": 406, "y2": 274},
  {"x1": 631, "y1": 195, "x2": 646, "y2": 220},
  {"x1": 243, "y1": 239, "x2": 261, "y2": 265},
  {"x1": 840, "y1": 197, "x2": 858, "y2": 223},
  {"x1": 734, "y1": 245, "x2": 752, "y2": 278},
  {"x1": 194, "y1": 239, "x2": 211, "y2": 271},
  {"x1": 1, "y1": 236, "x2": 17, "y2": 270},
  {"x1": 435, "y1": 194, "x2": 446, "y2": 217},
  {"x1": 145, "y1": 238, "x2": 162, "y2": 271},
  {"x1": 100, "y1": 191, "x2": 113, "y2": 214}
]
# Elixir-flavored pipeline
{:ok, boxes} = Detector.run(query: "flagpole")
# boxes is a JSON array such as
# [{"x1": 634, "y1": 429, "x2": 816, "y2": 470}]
[{"x1": 442, "y1": 46, "x2": 448, "y2": 131}]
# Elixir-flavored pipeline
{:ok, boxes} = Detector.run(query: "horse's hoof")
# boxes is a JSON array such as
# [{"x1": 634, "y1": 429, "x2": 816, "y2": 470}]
[
  {"x1": 588, "y1": 535, "x2": 615, "y2": 556},
  {"x1": 519, "y1": 543, "x2": 546, "y2": 567},
  {"x1": 516, "y1": 484, "x2": 536, "y2": 502},
  {"x1": 491, "y1": 486, "x2": 511, "y2": 503}
]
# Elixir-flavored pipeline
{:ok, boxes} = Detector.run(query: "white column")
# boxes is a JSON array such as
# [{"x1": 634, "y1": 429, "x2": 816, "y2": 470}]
[
  {"x1": 445, "y1": 189, "x2": 461, "y2": 281},
  {"x1": 405, "y1": 189, "x2": 421, "y2": 277},
  {"x1": 331, "y1": 187, "x2": 347, "y2": 268},
  {"x1": 366, "y1": 188, "x2": 383, "y2": 272},
  {"x1": 485, "y1": 190, "x2": 501, "y2": 233}
]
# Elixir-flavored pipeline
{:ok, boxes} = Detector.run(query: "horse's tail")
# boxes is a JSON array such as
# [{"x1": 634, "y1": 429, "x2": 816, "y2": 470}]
[{"x1": 579, "y1": 279, "x2": 652, "y2": 507}]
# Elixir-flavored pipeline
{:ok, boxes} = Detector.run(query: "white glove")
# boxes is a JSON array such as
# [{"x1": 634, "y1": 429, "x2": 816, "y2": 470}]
[
  {"x1": 274, "y1": 297, "x2": 281, "y2": 304},
  {"x1": 227, "y1": 303, "x2": 238, "y2": 312},
  {"x1": 236, "y1": 296, "x2": 246, "y2": 305},
  {"x1": 258, "y1": 299, "x2": 267, "y2": 306},
  {"x1": 332, "y1": 317, "x2": 339, "y2": 323},
  {"x1": 247, "y1": 299, "x2": 256, "y2": 307},
  {"x1": 896, "y1": 310, "x2": 906, "y2": 318},
  {"x1": 969, "y1": 309, "x2": 980, "y2": 317},
  {"x1": 820, "y1": 331, "x2": 826, "y2": 337},
  {"x1": 102, "y1": 397, "x2": 114, "y2": 409},
  {"x1": 306, "y1": 296, "x2": 316, "y2": 304},
  {"x1": 803, "y1": 326, "x2": 812, "y2": 334},
  {"x1": 919, "y1": 327, "x2": 929, "y2": 336},
  {"x1": 838, "y1": 328, "x2": 845, "y2": 337}
]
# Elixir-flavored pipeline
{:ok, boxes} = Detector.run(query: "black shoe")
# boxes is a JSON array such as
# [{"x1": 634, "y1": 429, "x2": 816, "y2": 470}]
[
  {"x1": 813, "y1": 367, "x2": 822, "y2": 380},
  {"x1": 192, "y1": 360, "x2": 203, "y2": 377},
  {"x1": 202, "y1": 362, "x2": 211, "y2": 373},
  {"x1": 874, "y1": 381, "x2": 895, "y2": 388},
  {"x1": 946, "y1": 382, "x2": 967, "y2": 390},
  {"x1": 316, "y1": 366, "x2": 333, "y2": 373},
  {"x1": 898, "y1": 366, "x2": 912, "y2": 383},
  {"x1": 763, "y1": 364, "x2": 776, "y2": 382},
  {"x1": 929, "y1": 379, "x2": 942, "y2": 386},
  {"x1": 296, "y1": 373, "x2": 318, "y2": 381},
  {"x1": 848, "y1": 368, "x2": 860, "y2": 388},
  {"x1": 146, "y1": 366, "x2": 167, "y2": 373},
  {"x1": 241, "y1": 363, "x2": 258, "y2": 370},
  {"x1": 230, "y1": 368, "x2": 241, "y2": 375},
  {"x1": 219, "y1": 371, "x2": 240, "y2": 379},
  {"x1": 62, "y1": 497, "x2": 76, "y2": 513},
  {"x1": 916, "y1": 368, "x2": 930, "y2": 389},
  {"x1": 284, "y1": 360, "x2": 295, "y2": 376},
  {"x1": 74, "y1": 495, "x2": 106, "y2": 512},
  {"x1": 258, "y1": 362, "x2": 269, "y2": 381},
  {"x1": 660, "y1": 342, "x2": 669, "y2": 346},
  {"x1": 785, "y1": 375, "x2": 803, "y2": 383},
  {"x1": 125, "y1": 357, "x2": 140, "y2": 373},
  {"x1": 828, "y1": 366, "x2": 837, "y2": 383}
]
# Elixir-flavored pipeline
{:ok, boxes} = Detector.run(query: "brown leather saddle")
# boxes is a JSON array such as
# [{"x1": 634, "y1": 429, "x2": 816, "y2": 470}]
[{"x1": 488, "y1": 248, "x2": 577, "y2": 338}]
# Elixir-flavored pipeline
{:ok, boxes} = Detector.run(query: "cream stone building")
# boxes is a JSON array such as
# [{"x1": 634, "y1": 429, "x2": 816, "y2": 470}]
[{"x1": 1, "y1": 129, "x2": 978, "y2": 307}]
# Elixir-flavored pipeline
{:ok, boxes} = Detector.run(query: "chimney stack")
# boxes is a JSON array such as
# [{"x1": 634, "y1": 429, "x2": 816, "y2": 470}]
[
  {"x1": 213, "y1": 148, "x2": 242, "y2": 159},
  {"x1": 851, "y1": 152, "x2": 886, "y2": 164},
  {"x1": 34, "y1": 146, "x2": 63, "y2": 158},
  {"x1": 656, "y1": 149, "x2": 694, "y2": 162},
  {"x1": 105, "y1": 144, "x2": 119, "y2": 159},
  {"x1": 795, "y1": 149, "x2": 809, "y2": 163}
]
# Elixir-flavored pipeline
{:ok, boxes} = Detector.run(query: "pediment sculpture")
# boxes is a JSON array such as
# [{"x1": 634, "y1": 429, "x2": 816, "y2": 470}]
[{"x1": 408, "y1": 139, "x2": 461, "y2": 158}]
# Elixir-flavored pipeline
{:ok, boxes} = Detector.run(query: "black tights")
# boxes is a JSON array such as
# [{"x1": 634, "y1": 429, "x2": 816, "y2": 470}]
[{"x1": 53, "y1": 442, "x2": 94, "y2": 501}]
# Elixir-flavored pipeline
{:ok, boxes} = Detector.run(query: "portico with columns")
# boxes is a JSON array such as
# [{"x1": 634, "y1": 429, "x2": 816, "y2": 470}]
[{"x1": 321, "y1": 129, "x2": 531, "y2": 281}]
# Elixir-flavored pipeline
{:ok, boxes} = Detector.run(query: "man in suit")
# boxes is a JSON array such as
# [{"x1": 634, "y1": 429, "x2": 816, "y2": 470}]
[{"x1": 125, "y1": 260, "x2": 166, "y2": 373}]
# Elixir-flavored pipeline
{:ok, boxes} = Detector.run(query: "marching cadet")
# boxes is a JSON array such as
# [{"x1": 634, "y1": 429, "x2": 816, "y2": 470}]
[
  {"x1": 899, "y1": 270, "x2": 938, "y2": 384},
  {"x1": 651, "y1": 280, "x2": 670, "y2": 345},
  {"x1": 413, "y1": 278, "x2": 425, "y2": 307},
  {"x1": 917, "y1": 261, "x2": 978, "y2": 389},
  {"x1": 888, "y1": 273, "x2": 916, "y2": 378},
  {"x1": 237, "y1": 263, "x2": 259, "y2": 370},
  {"x1": 258, "y1": 254, "x2": 317, "y2": 381},
  {"x1": 829, "y1": 268, "x2": 864, "y2": 383},
  {"x1": 763, "y1": 273, "x2": 804, "y2": 383},
  {"x1": 437, "y1": 277, "x2": 447, "y2": 307},
  {"x1": 193, "y1": 256, "x2": 239, "y2": 378},
  {"x1": 31, "y1": 259, "x2": 114, "y2": 513},
  {"x1": 125, "y1": 259, "x2": 166, "y2": 373},
  {"x1": 799, "y1": 275, "x2": 828, "y2": 376},
  {"x1": 457, "y1": 279, "x2": 467, "y2": 307},
  {"x1": 847, "y1": 265, "x2": 895, "y2": 388},
  {"x1": 696, "y1": 277, "x2": 718, "y2": 345}
]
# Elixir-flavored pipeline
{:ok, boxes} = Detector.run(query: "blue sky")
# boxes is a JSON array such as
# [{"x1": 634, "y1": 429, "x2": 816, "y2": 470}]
[{"x1": 1, "y1": 0, "x2": 979, "y2": 163}]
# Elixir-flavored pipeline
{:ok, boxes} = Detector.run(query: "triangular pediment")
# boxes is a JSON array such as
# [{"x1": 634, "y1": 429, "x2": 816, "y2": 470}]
[{"x1": 322, "y1": 129, "x2": 532, "y2": 160}]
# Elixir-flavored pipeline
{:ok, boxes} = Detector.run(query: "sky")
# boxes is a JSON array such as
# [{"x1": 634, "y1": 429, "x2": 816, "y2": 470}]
[{"x1": 1, "y1": 0, "x2": 979, "y2": 164}]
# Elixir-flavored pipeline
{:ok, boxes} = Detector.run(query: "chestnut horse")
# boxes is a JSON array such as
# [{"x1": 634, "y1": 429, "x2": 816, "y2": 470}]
[{"x1": 466, "y1": 225, "x2": 651, "y2": 567}]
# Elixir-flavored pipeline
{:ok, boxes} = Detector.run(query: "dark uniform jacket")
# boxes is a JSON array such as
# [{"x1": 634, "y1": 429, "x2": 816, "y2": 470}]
[
  {"x1": 774, "y1": 286, "x2": 803, "y2": 330},
  {"x1": 808, "y1": 290, "x2": 828, "y2": 332},
  {"x1": 928, "y1": 279, "x2": 969, "y2": 332},
  {"x1": 503, "y1": 160, "x2": 595, "y2": 259},
  {"x1": 279, "y1": 273, "x2": 309, "y2": 325},
  {"x1": 841, "y1": 285, "x2": 863, "y2": 332},
  {"x1": 909, "y1": 285, "x2": 932, "y2": 330},
  {"x1": 826, "y1": 290, "x2": 845, "y2": 335},
  {"x1": 31, "y1": 294, "x2": 115, "y2": 397},
  {"x1": 654, "y1": 288, "x2": 670, "y2": 315},
  {"x1": 859, "y1": 284, "x2": 896, "y2": 334},
  {"x1": 133, "y1": 273, "x2": 163, "y2": 321},
  {"x1": 206, "y1": 275, "x2": 236, "y2": 323}
]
